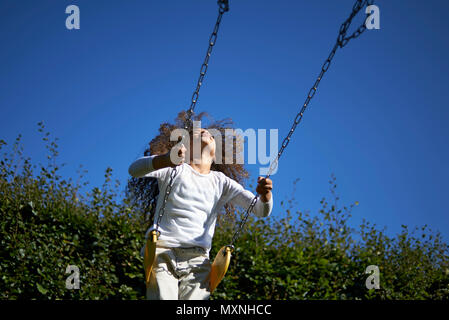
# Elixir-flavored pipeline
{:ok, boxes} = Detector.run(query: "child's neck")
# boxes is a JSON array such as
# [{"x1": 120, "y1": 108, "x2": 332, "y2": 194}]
[{"x1": 189, "y1": 158, "x2": 212, "y2": 175}]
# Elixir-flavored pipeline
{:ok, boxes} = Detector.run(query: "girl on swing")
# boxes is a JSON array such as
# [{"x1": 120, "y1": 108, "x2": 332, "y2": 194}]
[{"x1": 127, "y1": 112, "x2": 274, "y2": 300}]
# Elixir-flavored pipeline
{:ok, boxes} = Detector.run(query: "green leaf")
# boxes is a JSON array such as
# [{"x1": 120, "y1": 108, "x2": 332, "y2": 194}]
[{"x1": 36, "y1": 283, "x2": 48, "y2": 295}]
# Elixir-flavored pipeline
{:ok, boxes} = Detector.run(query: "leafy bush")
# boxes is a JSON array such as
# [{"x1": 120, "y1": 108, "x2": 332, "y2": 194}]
[
  {"x1": 212, "y1": 178, "x2": 449, "y2": 300},
  {"x1": 1, "y1": 124, "x2": 448, "y2": 299},
  {"x1": 0, "y1": 124, "x2": 145, "y2": 299}
]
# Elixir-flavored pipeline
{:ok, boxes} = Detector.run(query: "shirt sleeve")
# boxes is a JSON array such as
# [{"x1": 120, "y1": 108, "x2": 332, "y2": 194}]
[
  {"x1": 223, "y1": 176, "x2": 273, "y2": 218},
  {"x1": 128, "y1": 155, "x2": 171, "y2": 182}
]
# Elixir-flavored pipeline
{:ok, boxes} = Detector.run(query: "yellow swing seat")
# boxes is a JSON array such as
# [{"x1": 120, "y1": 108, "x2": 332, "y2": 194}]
[
  {"x1": 143, "y1": 230, "x2": 159, "y2": 288},
  {"x1": 209, "y1": 245, "x2": 233, "y2": 293}
]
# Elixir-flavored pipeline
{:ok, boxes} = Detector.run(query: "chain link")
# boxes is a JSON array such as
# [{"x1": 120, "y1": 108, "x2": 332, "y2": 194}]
[
  {"x1": 154, "y1": 0, "x2": 229, "y2": 234},
  {"x1": 229, "y1": 0, "x2": 374, "y2": 247},
  {"x1": 185, "y1": 0, "x2": 229, "y2": 132}
]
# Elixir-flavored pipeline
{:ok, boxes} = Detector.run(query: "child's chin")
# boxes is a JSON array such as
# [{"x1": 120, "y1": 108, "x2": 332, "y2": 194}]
[{"x1": 202, "y1": 139, "x2": 214, "y2": 146}]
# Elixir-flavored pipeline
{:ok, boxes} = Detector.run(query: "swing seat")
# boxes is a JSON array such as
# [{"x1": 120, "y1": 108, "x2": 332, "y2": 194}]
[
  {"x1": 209, "y1": 245, "x2": 233, "y2": 293},
  {"x1": 143, "y1": 230, "x2": 159, "y2": 288}
]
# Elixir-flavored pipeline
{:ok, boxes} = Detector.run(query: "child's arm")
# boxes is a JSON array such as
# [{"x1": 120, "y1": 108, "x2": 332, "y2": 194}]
[
  {"x1": 128, "y1": 144, "x2": 186, "y2": 178},
  {"x1": 225, "y1": 177, "x2": 274, "y2": 218},
  {"x1": 128, "y1": 155, "x2": 160, "y2": 178}
]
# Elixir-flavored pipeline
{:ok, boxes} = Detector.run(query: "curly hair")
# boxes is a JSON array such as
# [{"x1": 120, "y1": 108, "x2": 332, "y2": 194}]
[{"x1": 126, "y1": 111, "x2": 249, "y2": 228}]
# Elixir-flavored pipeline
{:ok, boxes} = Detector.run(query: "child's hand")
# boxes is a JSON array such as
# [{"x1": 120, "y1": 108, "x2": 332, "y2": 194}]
[
  {"x1": 166, "y1": 143, "x2": 187, "y2": 167},
  {"x1": 256, "y1": 177, "x2": 273, "y2": 202}
]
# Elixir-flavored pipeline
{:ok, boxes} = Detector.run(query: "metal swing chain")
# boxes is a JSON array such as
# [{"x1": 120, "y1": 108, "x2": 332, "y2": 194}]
[
  {"x1": 229, "y1": 0, "x2": 374, "y2": 248},
  {"x1": 153, "y1": 0, "x2": 230, "y2": 234}
]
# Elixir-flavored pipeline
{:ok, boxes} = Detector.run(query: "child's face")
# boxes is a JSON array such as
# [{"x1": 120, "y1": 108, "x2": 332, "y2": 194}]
[{"x1": 191, "y1": 128, "x2": 216, "y2": 159}]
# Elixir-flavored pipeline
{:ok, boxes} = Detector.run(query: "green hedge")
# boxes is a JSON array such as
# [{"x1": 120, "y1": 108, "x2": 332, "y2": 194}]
[{"x1": 1, "y1": 124, "x2": 448, "y2": 299}]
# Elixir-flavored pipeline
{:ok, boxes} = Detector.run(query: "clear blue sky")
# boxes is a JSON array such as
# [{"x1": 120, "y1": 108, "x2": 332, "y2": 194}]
[{"x1": 1, "y1": 0, "x2": 448, "y2": 241}]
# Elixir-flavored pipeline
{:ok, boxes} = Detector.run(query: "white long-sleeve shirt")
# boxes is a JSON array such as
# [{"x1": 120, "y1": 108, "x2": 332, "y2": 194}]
[{"x1": 128, "y1": 156, "x2": 273, "y2": 252}]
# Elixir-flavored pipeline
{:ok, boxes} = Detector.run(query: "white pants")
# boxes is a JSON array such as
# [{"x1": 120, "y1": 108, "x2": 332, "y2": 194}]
[{"x1": 146, "y1": 246, "x2": 211, "y2": 300}]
